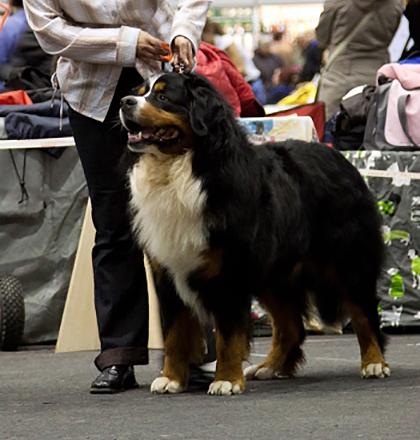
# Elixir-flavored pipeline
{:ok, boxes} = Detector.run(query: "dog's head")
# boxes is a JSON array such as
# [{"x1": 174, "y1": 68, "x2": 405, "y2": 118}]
[{"x1": 120, "y1": 72, "x2": 233, "y2": 155}]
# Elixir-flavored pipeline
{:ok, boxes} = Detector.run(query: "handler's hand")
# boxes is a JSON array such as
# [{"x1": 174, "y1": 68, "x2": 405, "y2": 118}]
[
  {"x1": 171, "y1": 36, "x2": 193, "y2": 73},
  {"x1": 136, "y1": 30, "x2": 171, "y2": 70}
]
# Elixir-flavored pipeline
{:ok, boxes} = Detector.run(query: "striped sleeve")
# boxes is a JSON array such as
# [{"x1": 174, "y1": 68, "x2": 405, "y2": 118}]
[
  {"x1": 23, "y1": 0, "x2": 139, "y2": 66},
  {"x1": 170, "y1": 0, "x2": 212, "y2": 54}
]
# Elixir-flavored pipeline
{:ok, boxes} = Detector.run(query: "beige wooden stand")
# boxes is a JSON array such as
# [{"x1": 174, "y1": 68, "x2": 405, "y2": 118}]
[{"x1": 55, "y1": 200, "x2": 163, "y2": 353}]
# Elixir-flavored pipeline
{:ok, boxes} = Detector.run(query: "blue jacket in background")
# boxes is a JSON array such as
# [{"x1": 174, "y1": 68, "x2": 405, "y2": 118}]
[{"x1": 0, "y1": 9, "x2": 29, "y2": 88}]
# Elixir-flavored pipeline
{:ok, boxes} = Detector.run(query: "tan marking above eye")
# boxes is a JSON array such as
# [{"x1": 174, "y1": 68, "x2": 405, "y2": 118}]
[
  {"x1": 153, "y1": 82, "x2": 166, "y2": 93},
  {"x1": 138, "y1": 86, "x2": 147, "y2": 96}
]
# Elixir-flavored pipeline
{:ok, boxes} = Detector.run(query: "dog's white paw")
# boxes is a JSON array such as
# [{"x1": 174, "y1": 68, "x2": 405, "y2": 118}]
[
  {"x1": 208, "y1": 380, "x2": 243, "y2": 395},
  {"x1": 361, "y1": 363, "x2": 391, "y2": 379},
  {"x1": 151, "y1": 377, "x2": 185, "y2": 394},
  {"x1": 244, "y1": 365, "x2": 279, "y2": 380}
]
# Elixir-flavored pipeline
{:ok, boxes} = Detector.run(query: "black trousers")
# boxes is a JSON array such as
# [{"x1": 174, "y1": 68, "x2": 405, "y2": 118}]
[{"x1": 68, "y1": 68, "x2": 149, "y2": 371}]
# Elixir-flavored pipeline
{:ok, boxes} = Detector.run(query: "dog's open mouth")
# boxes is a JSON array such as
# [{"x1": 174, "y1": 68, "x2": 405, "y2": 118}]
[{"x1": 127, "y1": 125, "x2": 182, "y2": 147}]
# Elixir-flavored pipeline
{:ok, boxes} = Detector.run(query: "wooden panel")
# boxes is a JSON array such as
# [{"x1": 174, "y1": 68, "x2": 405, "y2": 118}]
[{"x1": 55, "y1": 201, "x2": 163, "y2": 353}]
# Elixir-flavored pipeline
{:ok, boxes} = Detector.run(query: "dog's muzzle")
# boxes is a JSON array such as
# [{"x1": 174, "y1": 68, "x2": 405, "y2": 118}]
[
  {"x1": 120, "y1": 96, "x2": 141, "y2": 122},
  {"x1": 120, "y1": 96, "x2": 183, "y2": 152}
]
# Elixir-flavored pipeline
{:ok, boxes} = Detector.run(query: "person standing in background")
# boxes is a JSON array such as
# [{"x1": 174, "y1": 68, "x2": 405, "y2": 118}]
[
  {"x1": 270, "y1": 30, "x2": 294, "y2": 68},
  {"x1": 0, "y1": 0, "x2": 29, "y2": 88},
  {"x1": 299, "y1": 33, "x2": 324, "y2": 83},
  {"x1": 202, "y1": 20, "x2": 248, "y2": 77},
  {"x1": 0, "y1": 0, "x2": 54, "y2": 91},
  {"x1": 401, "y1": 0, "x2": 420, "y2": 59},
  {"x1": 201, "y1": 19, "x2": 265, "y2": 104},
  {"x1": 23, "y1": 0, "x2": 210, "y2": 394},
  {"x1": 316, "y1": 0, "x2": 404, "y2": 120},
  {"x1": 253, "y1": 37, "x2": 284, "y2": 103}
]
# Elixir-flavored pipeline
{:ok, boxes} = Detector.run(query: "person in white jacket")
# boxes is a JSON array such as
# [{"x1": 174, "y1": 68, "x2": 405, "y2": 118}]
[{"x1": 23, "y1": 0, "x2": 211, "y2": 394}]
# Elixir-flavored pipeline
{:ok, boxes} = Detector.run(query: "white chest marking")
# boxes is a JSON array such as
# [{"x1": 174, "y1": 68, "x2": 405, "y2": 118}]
[{"x1": 129, "y1": 150, "x2": 209, "y2": 321}]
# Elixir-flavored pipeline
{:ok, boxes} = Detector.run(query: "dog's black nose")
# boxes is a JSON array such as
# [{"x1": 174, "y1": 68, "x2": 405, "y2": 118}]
[{"x1": 120, "y1": 97, "x2": 137, "y2": 108}]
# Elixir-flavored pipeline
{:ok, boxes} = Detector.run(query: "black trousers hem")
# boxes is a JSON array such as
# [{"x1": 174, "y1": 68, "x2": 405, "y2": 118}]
[{"x1": 95, "y1": 347, "x2": 149, "y2": 371}]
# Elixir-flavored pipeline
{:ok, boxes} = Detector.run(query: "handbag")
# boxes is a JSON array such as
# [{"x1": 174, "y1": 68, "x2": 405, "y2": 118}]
[{"x1": 363, "y1": 64, "x2": 420, "y2": 151}]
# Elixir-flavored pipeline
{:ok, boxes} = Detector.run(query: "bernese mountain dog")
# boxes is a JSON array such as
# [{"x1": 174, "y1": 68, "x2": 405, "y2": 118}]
[{"x1": 120, "y1": 72, "x2": 390, "y2": 395}]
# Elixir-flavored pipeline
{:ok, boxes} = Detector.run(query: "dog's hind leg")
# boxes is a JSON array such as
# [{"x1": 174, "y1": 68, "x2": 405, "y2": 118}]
[
  {"x1": 208, "y1": 323, "x2": 249, "y2": 395},
  {"x1": 244, "y1": 294, "x2": 305, "y2": 380},
  {"x1": 345, "y1": 295, "x2": 391, "y2": 379}
]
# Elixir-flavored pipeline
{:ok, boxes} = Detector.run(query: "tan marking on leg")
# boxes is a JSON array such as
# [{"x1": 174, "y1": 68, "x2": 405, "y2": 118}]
[
  {"x1": 246, "y1": 295, "x2": 304, "y2": 379},
  {"x1": 197, "y1": 248, "x2": 224, "y2": 279},
  {"x1": 346, "y1": 301, "x2": 390, "y2": 378},
  {"x1": 162, "y1": 308, "x2": 205, "y2": 387},
  {"x1": 209, "y1": 327, "x2": 248, "y2": 395}
]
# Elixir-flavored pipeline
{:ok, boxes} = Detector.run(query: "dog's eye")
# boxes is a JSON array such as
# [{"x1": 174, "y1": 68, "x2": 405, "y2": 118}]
[{"x1": 158, "y1": 94, "x2": 167, "y2": 102}]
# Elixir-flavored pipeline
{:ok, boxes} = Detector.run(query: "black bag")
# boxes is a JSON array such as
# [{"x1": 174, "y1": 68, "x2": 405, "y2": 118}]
[
  {"x1": 3, "y1": 67, "x2": 52, "y2": 92},
  {"x1": 331, "y1": 85, "x2": 376, "y2": 150}
]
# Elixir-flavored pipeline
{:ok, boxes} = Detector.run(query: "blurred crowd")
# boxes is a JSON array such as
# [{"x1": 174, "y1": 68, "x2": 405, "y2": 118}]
[
  {"x1": 202, "y1": 0, "x2": 418, "y2": 115},
  {"x1": 202, "y1": 20, "x2": 324, "y2": 106},
  {"x1": 1, "y1": 0, "x2": 419, "y2": 121}
]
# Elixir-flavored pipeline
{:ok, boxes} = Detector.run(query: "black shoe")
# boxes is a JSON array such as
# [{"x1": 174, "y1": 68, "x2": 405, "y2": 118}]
[
  {"x1": 90, "y1": 365, "x2": 139, "y2": 394},
  {"x1": 188, "y1": 361, "x2": 217, "y2": 387}
]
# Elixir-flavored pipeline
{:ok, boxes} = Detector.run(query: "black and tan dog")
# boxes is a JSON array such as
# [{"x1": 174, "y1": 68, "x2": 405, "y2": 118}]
[{"x1": 120, "y1": 72, "x2": 390, "y2": 395}]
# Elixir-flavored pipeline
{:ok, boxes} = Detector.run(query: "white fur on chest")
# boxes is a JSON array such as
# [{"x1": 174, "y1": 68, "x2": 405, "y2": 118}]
[{"x1": 129, "y1": 150, "x2": 209, "y2": 320}]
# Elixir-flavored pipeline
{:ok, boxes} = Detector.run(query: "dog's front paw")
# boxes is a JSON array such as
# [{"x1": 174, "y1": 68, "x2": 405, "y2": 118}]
[
  {"x1": 361, "y1": 363, "x2": 391, "y2": 379},
  {"x1": 208, "y1": 380, "x2": 244, "y2": 395},
  {"x1": 151, "y1": 376, "x2": 186, "y2": 394},
  {"x1": 244, "y1": 364, "x2": 281, "y2": 380}
]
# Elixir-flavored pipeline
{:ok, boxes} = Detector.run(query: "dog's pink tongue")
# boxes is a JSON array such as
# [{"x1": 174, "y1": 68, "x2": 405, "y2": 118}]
[
  {"x1": 142, "y1": 127, "x2": 180, "y2": 140},
  {"x1": 162, "y1": 127, "x2": 179, "y2": 139},
  {"x1": 141, "y1": 128, "x2": 154, "y2": 139}
]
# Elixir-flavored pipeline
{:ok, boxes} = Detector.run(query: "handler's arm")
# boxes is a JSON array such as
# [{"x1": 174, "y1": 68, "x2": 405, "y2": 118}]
[
  {"x1": 23, "y1": 0, "x2": 162, "y2": 66},
  {"x1": 170, "y1": 0, "x2": 211, "y2": 72}
]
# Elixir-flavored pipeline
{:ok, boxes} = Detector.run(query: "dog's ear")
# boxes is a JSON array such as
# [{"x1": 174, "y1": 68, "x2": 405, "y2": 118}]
[{"x1": 187, "y1": 78, "x2": 225, "y2": 136}]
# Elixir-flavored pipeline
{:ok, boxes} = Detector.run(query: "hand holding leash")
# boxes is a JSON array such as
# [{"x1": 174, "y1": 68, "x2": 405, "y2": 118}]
[
  {"x1": 136, "y1": 30, "x2": 171, "y2": 70},
  {"x1": 171, "y1": 36, "x2": 194, "y2": 73}
]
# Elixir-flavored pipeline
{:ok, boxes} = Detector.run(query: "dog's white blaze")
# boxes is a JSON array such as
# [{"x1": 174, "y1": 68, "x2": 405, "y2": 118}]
[
  {"x1": 144, "y1": 74, "x2": 164, "y2": 97},
  {"x1": 130, "y1": 150, "x2": 210, "y2": 322},
  {"x1": 119, "y1": 74, "x2": 164, "y2": 129}
]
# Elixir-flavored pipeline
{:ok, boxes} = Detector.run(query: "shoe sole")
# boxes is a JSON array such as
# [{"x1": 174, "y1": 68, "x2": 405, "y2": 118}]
[{"x1": 90, "y1": 382, "x2": 140, "y2": 395}]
